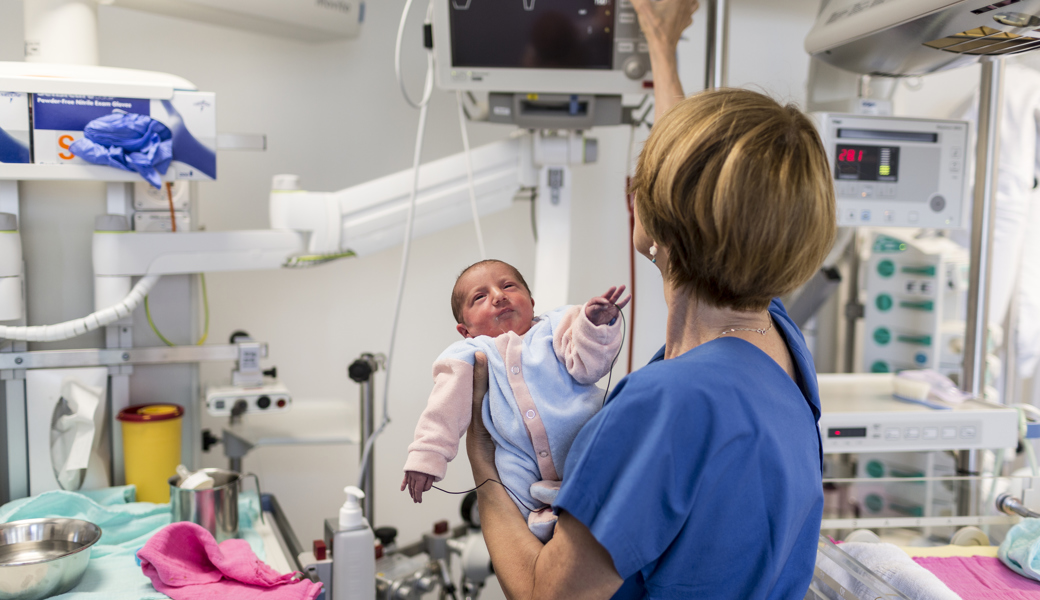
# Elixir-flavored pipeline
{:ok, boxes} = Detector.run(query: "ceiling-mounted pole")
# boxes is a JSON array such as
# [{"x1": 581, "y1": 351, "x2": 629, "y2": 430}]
[
  {"x1": 963, "y1": 57, "x2": 1004, "y2": 399},
  {"x1": 704, "y1": 0, "x2": 728, "y2": 90},
  {"x1": 958, "y1": 56, "x2": 1004, "y2": 519},
  {"x1": 23, "y1": 0, "x2": 99, "y2": 65}
]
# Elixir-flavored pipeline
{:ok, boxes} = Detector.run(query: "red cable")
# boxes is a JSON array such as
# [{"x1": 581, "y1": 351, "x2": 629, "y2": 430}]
[
  {"x1": 166, "y1": 182, "x2": 177, "y2": 233},
  {"x1": 626, "y1": 177, "x2": 636, "y2": 374}
]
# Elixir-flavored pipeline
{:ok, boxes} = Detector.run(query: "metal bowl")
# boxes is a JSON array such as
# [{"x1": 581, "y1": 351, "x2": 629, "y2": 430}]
[{"x1": 0, "y1": 518, "x2": 101, "y2": 600}]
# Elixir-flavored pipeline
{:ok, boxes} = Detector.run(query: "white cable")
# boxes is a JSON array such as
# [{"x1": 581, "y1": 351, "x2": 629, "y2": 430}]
[
  {"x1": 0, "y1": 274, "x2": 161, "y2": 342},
  {"x1": 395, "y1": 0, "x2": 435, "y2": 109},
  {"x1": 357, "y1": 53, "x2": 435, "y2": 490},
  {"x1": 457, "y1": 91, "x2": 486, "y2": 260}
]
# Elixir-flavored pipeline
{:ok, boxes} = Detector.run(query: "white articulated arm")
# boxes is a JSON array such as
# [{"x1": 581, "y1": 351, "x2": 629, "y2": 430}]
[
  {"x1": 0, "y1": 274, "x2": 160, "y2": 342},
  {"x1": 270, "y1": 135, "x2": 533, "y2": 258}
]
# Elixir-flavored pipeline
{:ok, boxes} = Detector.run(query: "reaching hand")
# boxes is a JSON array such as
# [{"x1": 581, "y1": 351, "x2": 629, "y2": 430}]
[
  {"x1": 585, "y1": 286, "x2": 631, "y2": 326},
  {"x1": 630, "y1": 0, "x2": 699, "y2": 54},
  {"x1": 401, "y1": 471, "x2": 435, "y2": 504},
  {"x1": 631, "y1": 0, "x2": 699, "y2": 118}
]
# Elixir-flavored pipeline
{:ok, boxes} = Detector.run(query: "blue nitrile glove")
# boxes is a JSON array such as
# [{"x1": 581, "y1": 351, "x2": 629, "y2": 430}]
[
  {"x1": 0, "y1": 126, "x2": 30, "y2": 163},
  {"x1": 161, "y1": 99, "x2": 216, "y2": 179},
  {"x1": 70, "y1": 112, "x2": 173, "y2": 188}
]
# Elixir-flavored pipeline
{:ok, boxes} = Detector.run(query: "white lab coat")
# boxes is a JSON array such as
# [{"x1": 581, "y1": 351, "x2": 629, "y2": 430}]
[{"x1": 960, "y1": 64, "x2": 1040, "y2": 378}]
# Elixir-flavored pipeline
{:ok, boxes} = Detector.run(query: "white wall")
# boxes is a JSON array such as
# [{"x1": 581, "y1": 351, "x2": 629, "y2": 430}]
[{"x1": 1, "y1": 0, "x2": 823, "y2": 593}]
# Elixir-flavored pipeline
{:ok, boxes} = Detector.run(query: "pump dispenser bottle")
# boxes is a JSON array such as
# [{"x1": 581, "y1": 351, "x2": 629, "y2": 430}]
[{"x1": 332, "y1": 486, "x2": 375, "y2": 600}]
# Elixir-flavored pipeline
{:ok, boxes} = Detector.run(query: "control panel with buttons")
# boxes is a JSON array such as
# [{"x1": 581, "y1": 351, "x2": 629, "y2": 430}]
[
  {"x1": 813, "y1": 113, "x2": 968, "y2": 229},
  {"x1": 819, "y1": 374, "x2": 1018, "y2": 454},
  {"x1": 205, "y1": 382, "x2": 292, "y2": 417}
]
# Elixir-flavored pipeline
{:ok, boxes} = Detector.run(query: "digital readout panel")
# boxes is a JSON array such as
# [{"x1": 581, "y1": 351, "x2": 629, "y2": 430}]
[
  {"x1": 835, "y1": 145, "x2": 900, "y2": 182},
  {"x1": 827, "y1": 427, "x2": 868, "y2": 438}
]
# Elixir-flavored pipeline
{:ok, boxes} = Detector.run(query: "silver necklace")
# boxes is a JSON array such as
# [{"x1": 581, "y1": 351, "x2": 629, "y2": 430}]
[{"x1": 715, "y1": 322, "x2": 773, "y2": 340}]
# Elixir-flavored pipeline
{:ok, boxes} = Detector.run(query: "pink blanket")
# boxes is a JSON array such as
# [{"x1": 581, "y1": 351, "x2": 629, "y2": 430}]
[
  {"x1": 138, "y1": 521, "x2": 322, "y2": 600},
  {"x1": 914, "y1": 555, "x2": 1040, "y2": 599}
]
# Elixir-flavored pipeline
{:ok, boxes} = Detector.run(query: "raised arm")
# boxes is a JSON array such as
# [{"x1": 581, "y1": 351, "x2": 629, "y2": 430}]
[
  {"x1": 466, "y1": 353, "x2": 624, "y2": 600},
  {"x1": 553, "y1": 287, "x2": 630, "y2": 384},
  {"x1": 631, "y1": 0, "x2": 700, "y2": 121}
]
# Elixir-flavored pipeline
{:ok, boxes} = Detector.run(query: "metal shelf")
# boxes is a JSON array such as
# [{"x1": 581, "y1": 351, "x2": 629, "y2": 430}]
[
  {"x1": 0, "y1": 164, "x2": 180, "y2": 183},
  {"x1": 0, "y1": 343, "x2": 264, "y2": 370}
]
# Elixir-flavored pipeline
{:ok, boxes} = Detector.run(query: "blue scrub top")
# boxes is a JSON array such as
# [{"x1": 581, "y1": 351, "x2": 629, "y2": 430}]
[{"x1": 555, "y1": 299, "x2": 823, "y2": 599}]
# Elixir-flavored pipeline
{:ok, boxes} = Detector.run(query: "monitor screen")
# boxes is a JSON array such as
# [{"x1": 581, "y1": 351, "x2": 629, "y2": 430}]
[{"x1": 449, "y1": 0, "x2": 615, "y2": 70}]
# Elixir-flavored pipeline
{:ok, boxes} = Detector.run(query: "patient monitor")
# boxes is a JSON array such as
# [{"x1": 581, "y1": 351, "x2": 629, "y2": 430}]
[{"x1": 431, "y1": 0, "x2": 653, "y2": 95}]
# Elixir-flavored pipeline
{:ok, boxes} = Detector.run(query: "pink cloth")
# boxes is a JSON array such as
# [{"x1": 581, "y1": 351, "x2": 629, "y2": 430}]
[
  {"x1": 138, "y1": 521, "x2": 323, "y2": 600},
  {"x1": 914, "y1": 555, "x2": 1040, "y2": 599}
]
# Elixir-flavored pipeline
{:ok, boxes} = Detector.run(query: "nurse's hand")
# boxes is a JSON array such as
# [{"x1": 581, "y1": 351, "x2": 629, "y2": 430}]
[
  {"x1": 466, "y1": 352, "x2": 499, "y2": 483},
  {"x1": 631, "y1": 0, "x2": 699, "y2": 119},
  {"x1": 631, "y1": 0, "x2": 698, "y2": 52}
]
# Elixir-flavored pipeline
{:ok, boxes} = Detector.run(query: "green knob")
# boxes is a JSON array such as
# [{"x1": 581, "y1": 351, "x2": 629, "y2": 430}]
[
  {"x1": 864, "y1": 494, "x2": 884, "y2": 513},
  {"x1": 866, "y1": 460, "x2": 885, "y2": 478},
  {"x1": 874, "y1": 327, "x2": 891, "y2": 345},
  {"x1": 876, "y1": 294, "x2": 893, "y2": 311},
  {"x1": 871, "y1": 361, "x2": 890, "y2": 373},
  {"x1": 877, "y1": 259, "x2": 896, "y2": 278}
]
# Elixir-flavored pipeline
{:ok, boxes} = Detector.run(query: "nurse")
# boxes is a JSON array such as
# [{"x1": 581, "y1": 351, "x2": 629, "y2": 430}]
[{"x1": 464, "y1": 0, "x2": 837, "y2": 597}]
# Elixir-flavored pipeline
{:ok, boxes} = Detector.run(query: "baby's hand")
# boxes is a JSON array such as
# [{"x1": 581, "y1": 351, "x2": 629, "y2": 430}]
[
  {"x1": 585, "y1": 285, "x2": 631, "y2": 326},
  {"x1": 401, "y1": 471, "x2": 435, "y2": 503}
]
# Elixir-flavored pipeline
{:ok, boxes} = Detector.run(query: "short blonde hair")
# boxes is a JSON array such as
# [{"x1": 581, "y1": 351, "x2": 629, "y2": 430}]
[{"x1": 631, "y1": 88, "x2": 836, "y2": 312}]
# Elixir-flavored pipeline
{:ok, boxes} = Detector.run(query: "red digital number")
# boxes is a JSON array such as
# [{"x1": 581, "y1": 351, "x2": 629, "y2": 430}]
[{"x1": 838, "y1": 148, "x2": 863, "y2": 163}]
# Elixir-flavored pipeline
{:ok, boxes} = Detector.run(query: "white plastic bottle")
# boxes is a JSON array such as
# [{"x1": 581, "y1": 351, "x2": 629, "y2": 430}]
[{"x1": 332, "y1": 486, "x2": 375, "y2": 600}]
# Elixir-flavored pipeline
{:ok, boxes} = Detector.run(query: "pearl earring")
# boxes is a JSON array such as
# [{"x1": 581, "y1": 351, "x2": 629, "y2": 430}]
[{"x1": 649, "y1": 244, "x2": 657, "y2": 264}]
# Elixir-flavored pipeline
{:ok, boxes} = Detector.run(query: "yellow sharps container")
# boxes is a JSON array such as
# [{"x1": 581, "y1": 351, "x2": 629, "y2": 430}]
[{"x1": 117, "y1": 404, "x2": 184, "y2": 503}]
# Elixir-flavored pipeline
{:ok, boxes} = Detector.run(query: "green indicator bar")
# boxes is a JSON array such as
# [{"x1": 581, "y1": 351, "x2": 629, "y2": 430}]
[
  {"x1": 889, "y1": 468, "x2": 925, "y2": 478},
  {"x1": 901, "y1": 266, "x2": 936, "y2": 276},
  {"x1": 897, "y1": 334, "x2": 932, "y2": 346},
  {"x1": 899, "y1": 300, "x2": 934, "y2": 312}
]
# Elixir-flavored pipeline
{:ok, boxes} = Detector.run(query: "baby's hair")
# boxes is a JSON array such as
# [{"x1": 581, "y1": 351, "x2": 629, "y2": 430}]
[{"x1": 451, "y1": 259, "x2": 532, "y2": 324}]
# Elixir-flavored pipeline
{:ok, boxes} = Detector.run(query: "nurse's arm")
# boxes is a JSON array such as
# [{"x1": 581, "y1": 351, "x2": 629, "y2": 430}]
[
  {"x1": 466, "y1": 353, "x2": 624, "y2": 600},
  {"x1": 630, "y1": 0, "x2": 699, "y2": 120}
]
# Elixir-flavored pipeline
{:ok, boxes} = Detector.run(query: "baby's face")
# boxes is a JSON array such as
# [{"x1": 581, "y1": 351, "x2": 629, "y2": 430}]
[{"x1": 455, "y1": 263, "x2": 535, "y2": 339}]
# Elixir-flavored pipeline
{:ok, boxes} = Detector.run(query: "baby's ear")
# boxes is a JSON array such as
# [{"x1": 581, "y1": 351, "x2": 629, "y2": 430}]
[{"x1": 457, "y1": 323, "x2": 472, "y2": 338}]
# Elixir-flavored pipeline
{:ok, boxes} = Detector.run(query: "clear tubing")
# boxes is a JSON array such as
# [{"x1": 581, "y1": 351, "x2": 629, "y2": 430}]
[
  {"x1": 395, "y1": 0, "x2": 435, "y2": 109},
  {"x1": 456, "y1": 91, "x2": 486, "y2": 259}
]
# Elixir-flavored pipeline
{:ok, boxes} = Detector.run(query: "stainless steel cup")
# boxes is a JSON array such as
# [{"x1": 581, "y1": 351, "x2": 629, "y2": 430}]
[{"x1": 168, "y1": 468, "x2": 253, "y2": 542}]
